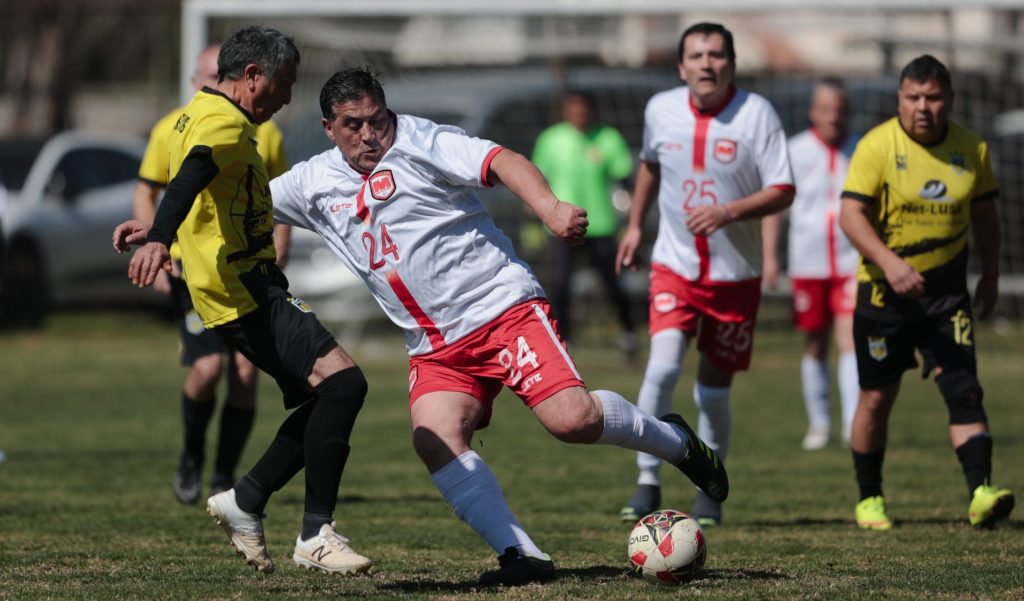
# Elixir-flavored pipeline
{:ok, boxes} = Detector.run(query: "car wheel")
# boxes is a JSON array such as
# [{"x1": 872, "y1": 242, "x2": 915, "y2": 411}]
[{"x1": 0, "y1": 239, "x2": 50, "y2": 329}]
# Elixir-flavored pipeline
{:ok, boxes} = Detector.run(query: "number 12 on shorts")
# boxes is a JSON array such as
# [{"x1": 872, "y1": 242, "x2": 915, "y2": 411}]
[{"x1": 499, "y1": 336, "x2": 539, "y2": 386}]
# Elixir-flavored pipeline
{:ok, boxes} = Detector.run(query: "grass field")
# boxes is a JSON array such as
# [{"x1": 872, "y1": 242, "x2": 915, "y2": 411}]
[{"x1": 1, "y1": 310, "x2": 1022, "y2": 600}]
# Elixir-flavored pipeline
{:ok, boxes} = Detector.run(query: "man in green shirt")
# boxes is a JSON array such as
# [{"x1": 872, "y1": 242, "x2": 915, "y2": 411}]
[{"x1": 532, "y1": 91, "x2": 636, "y2": 358}]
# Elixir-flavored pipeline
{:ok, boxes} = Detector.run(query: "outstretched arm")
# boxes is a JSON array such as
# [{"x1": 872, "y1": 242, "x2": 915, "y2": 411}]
[{"x1": 487, "y1": 148, "x2": 588, "y2": 246}]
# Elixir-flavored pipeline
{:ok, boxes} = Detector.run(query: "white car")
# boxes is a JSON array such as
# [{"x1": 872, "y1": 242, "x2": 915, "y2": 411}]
[{"x1": 0, "y1": 130, "x2": 147, "y2": 328}]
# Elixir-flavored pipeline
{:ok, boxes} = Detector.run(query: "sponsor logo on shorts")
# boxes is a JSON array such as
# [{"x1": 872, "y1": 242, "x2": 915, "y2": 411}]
[
  {"x1": 368, "y1": 169, "x2": 396, "y2": 201},
  {"x1": 870, "y1": 283, "x2": 886, "y2": 308},
  {"x1": 868, "y1": 336, "x2": 888, "y2": 361},
  {"x1": 408, "y1": 367, "x2": 418, "y2": 392},
  {"x1": 653, "y1": 292, "x2": 677, "y2": 313},
  {"x1": 714, "y1": 138, "x2": 737, "y2": 163},
  {"x1": 522, "y1": 372, "x2": 543, "y2": 391},
  {"x1": 794, "y1": 289, "x2": 812, "y2": 314},
  {"x1": 288, "y1": 296, "x2": 312, "y2": 313},
  {"x1": 185, "y1": 310, "x2": 206, "y2": 335}
]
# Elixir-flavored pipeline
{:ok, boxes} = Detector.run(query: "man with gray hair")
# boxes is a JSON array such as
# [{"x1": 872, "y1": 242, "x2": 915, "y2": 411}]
[{"x1": 114, "y1": 26, "x2": 373, "y2": 575}]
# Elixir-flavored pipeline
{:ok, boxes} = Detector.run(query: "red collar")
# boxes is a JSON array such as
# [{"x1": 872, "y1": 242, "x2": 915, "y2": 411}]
[{"x1": 688, "y1": 85, "x2": 737, "y2": 118}]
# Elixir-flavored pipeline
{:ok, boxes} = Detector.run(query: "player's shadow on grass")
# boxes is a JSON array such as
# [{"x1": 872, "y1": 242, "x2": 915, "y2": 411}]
[{"x1": 378, "y1": 566, "x2": 788, "y2": 593}]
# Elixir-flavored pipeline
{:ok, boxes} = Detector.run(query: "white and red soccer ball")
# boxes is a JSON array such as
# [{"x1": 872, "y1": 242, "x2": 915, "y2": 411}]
[{"x1": 627, "y1": 509, "x2": 706, "y2": 584}]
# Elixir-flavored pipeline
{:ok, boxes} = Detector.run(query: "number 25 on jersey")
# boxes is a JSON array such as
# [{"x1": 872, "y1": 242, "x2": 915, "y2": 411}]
[{"x1": 682, "y1": 178, "x2": 717, "y2": 211}]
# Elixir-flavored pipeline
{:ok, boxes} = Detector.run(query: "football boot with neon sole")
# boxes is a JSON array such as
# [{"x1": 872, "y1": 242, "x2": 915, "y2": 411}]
[
  {"x1": 855, "y1": 495, "x2": 892, "y2": 531},
  {"x1": 618, "y1": 484, "x2": 661, "y2": 523},
  {"x1": 968, "y1": 485, "x2": 1014, "y2": 529}
]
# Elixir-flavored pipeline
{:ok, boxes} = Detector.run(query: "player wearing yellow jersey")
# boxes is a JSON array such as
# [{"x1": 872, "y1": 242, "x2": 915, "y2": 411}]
[
  {"x1": 115, "y1": 26, "x2": 372, "y2": 575},
  {"x1": 839, "y1": 55, "x2": 1013, "y2": 530},
  {"x1": 133, "y1": 44, "x2": 292, "y2": 506}
]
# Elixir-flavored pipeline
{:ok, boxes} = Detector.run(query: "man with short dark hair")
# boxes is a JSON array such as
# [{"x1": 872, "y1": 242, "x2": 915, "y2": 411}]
[
  {"x1": 840, "y1": 54, "x2": 1014, "y2": 530},
  {"x1": 114, "y1": 26, "x2": 373, "y2": 575},
  {"x1": 616, "y1": 22, "x2": 794, "y2": 526},
  {"x1": 269, "y1": 66, "x2": 729, "y2": 586}
]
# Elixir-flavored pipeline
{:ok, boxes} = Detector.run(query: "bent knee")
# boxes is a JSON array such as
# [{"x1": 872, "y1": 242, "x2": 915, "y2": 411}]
[{"x1": 540, "y1": 393, "x2": 603, "y2": 444}]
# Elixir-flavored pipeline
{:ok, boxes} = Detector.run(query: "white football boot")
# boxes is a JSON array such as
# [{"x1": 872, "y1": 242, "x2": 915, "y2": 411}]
[
  {"x1": 206, "y1": 489, "x2": 274, "y2": 573},
  {"x1": 293, "y1": 522, "x2": 373, "y2": 575}
]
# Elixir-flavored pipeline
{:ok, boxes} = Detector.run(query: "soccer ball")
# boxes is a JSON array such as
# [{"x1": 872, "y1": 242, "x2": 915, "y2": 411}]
[{"x1": 627, "y1": 509, "x2": 706, "y2": 584}]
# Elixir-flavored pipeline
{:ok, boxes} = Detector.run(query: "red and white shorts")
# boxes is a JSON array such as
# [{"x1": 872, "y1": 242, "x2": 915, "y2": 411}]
[
  {"x1": 407, "y1": 299, "x2": 585, "y2": 428},
  {"x1": 648, "y1": 264, "x2": 762, "y2": 372},
  {"x1": 791, "y1": 276, "x2": 855, "y2": 333}
]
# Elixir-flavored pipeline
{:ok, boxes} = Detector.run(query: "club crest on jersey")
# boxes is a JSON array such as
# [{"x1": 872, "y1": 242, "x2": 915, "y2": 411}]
[
  {"x1": 653, "y1": 292, "x2": 677, "y2": 313},
  {"x1": 713, "y1": 138, "x2": 737, "y2": 163},
  {"x1": 368, "y1": 169, "x2": 396, "y2": 201},
  {"x1": 868, "y1": 336, "x2": 888, "y2": 361}
]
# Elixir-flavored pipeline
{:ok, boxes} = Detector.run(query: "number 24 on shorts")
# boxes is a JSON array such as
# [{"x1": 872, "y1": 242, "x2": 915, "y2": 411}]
[{"x1": 499, "y1": 336, "x2": 539, "y2": 386}]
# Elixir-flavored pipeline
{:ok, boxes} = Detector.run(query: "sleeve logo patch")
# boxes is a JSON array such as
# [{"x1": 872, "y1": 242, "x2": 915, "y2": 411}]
[
  {"x1": 369, "y1": 169, "x2": 396, "y2": 201},
  {"x1": 287, "y1": 296, "x2": 312, "y2": 313}
]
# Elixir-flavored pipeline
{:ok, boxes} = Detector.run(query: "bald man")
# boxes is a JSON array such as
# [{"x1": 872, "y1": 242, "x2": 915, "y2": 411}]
[{"x1": 132, "y1": 44, "x2": 291, "y2": 505}]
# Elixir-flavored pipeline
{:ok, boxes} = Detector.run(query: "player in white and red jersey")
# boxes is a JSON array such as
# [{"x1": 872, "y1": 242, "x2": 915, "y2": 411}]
[
  {"x1": 270, "y1": 67, "x2": 729, "y2": 586},
  {"x1": 763, "y1": 78, "x2": 861, "y2": 451},
  {"x1": 616, "y1": 23, "x2": 794, "y2": 526}
]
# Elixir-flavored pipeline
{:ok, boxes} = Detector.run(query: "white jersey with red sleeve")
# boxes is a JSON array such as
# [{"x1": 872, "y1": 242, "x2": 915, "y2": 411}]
[
  {"x1": 786, "y1": 129, "x2": 860, "y2": 279},
  {"x1": 271, "y1": 114, "x2": 545, "y2": 356},
  {"x1": 640, "y1": 86, "x2": 794, "y2": 283}
]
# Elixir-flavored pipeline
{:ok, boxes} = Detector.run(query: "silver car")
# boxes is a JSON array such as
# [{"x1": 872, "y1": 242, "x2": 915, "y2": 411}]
[{"x1": 0, "y1": 130, "x2": 147, "y2": 327}]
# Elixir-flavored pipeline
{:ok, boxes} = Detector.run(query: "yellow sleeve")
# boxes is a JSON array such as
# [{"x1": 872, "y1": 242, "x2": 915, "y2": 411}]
[
  {"x1": 137, "y1": 109, "x2": 182, "y2": 186},
  {"x1": 190, "y1": 112, "x2": 245, "y2": 172},
  {"x1": 973, "y1": 139, "x2": 999, "y2": 201},
  {"x1": 842, "y1": 128, "x2": 886, "y2": 203},
  {"x1": 257, "y1": 121, "x2": 289, "y2": 179}
]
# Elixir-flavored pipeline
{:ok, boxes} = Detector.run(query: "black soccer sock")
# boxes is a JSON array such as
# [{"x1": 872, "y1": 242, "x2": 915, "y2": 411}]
[
  {"x1": 955, "y1": 433, "x2": 993, "y2": 498},
  {"x1": 852, "y1": 448, "x2": 886, "y2": 500},
  {"x1": 234, "y1": 399, "x2": 316, "y2": 515},
  {"x1": 302, "y1": 367, "x2": 367, "y2": 521},
  {"x1": 182, "y1": 392, "x2": 216, "y2": 467},
  {"x1": 214, "y1": 404, "x2": 256, "y2": 480},
  {"x1": 301, "y1": 511, "x2": 334, "y2": 541}
]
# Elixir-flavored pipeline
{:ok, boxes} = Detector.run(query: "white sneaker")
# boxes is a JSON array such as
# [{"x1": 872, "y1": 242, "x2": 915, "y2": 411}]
[
  {"x1": 206, "y1": 489, "x2": 274, "y2": 573},
  {"x1": 293, "y1": 522, "x2": 373, "y2": 575},
  {"x1": 801, "y1": 424, "x2": 831, "y2": 451}
]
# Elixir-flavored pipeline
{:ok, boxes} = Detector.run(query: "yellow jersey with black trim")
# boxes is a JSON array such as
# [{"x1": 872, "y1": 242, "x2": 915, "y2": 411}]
[
  {"x1": 138, "y1": 107, "x2": 288, "y2": 263},
  {"x1": 167, "y1": 88, "x2": 278, "y2": 327},
  {"x1": 842, "y1": 117, "x2": 998, "y2": 284}
]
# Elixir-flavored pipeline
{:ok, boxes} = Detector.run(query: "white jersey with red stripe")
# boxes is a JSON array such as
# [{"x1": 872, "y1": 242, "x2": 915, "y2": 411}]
[
  {"x1": 271, "y1": 114, "x2": 544, "y2": 356},
  {"x1": 786, "y1": 128, "x2": 860, "y2": 279},
  {"x1": 640, "y1": 86, "x2": 793, "y2": 283}
]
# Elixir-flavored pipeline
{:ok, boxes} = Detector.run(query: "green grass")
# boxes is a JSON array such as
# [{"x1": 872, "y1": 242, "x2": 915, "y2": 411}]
[{"x1": 1, "y1": 310, "x2": 1022, "y2": 600}]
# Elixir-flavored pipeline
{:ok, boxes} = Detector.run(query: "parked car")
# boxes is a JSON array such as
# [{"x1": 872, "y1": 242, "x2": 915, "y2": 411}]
[{"x1": 0, "y1": 130, "x2": 147, "y2": 328}]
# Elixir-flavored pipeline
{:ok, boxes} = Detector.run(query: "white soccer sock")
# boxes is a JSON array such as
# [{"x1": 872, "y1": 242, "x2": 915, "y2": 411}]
[
  {"x1": 693, "y1": 382, "x2": 731, "y2": 461},
  {"x1": 632, "y1": 329, "x2": 688, "y2": 485},
  {"x1": 801, "y1": 354, "x2": 831, "y2": 429},
  {"x1": 594, "y1": 390, "x2": 687, "y2": 467},
  {"x1": 838, "y1": 351, "x2": 859, "y2": 434},
  {"x1": 431, "y1": 451, "x2": 544, "y2": 558}
]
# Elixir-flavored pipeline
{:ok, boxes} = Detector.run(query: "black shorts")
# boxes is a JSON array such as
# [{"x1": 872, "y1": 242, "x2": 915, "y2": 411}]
[
  {"x1": 169, "y1": 273, "x2": 225, "y2": 365},
  {"x1": 212, "y1": 267, "x2": 337, "y2": 409},
  {"x1": 853, "y1": 281, "x2": 977, "y2": 390}
]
